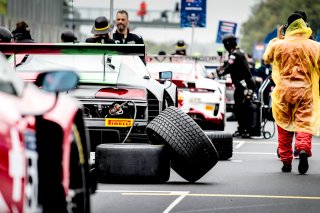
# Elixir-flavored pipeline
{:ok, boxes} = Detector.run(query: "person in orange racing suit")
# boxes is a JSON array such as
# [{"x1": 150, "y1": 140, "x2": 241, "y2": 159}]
[{"x1": 263, "y1": 12, "x2": 320, "y2": 174}]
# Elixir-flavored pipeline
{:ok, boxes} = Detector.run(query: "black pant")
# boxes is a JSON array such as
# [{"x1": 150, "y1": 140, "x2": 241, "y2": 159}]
[{"x1": 234, "y1": 88, "x2": 251, "y2": 133}]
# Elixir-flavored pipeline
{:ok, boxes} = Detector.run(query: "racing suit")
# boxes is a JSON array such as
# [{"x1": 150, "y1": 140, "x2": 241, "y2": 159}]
[
  {"x1": 263, "y1": 18, "x2": 320, "y2": 165},
  {"x1": 218, "y1": 47, "x2": 255, "y2": 136}
]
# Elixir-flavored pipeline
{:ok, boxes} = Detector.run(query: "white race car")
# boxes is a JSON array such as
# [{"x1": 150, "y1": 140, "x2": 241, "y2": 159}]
[
  {"x1": 3, "y1": 43, "x2": 178, "y2": 149},
  {"x1": 147, "y1": 55, "x2": 226, "y2": 130}
]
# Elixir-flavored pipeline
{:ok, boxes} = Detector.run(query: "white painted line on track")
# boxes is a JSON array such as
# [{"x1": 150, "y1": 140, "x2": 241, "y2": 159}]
[
  {"x1": 235, "y1": 141, "x2": 245, "y2": 149},
  {"x1": 233, "y1": 140, "x2": 278, "y2": 144},
  {"x1": 97, "y1": 190, "x2": 180, "y2": 193},
  {"x1": 230, "y1": 159, "x2": 243, "y2": 163},
  {"x1": 122, "y1": 192, "x2": 320, "y2": 200},
  {"x1": 233, "y1": 151, "x2": 277, "y2": 155},
  {"x1": 233, "y1": 141, "x2": 320, "y2": 145},
  {"x1": 162, "y1": 191, "x2": 189, "y2": 213},
  {"x1": 97, "y1": 190, "x2": 190, "y2": 213}
]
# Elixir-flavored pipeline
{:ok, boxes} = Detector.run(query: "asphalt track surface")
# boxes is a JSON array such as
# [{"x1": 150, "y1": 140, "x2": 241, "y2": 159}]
[{"x1": 91, "y1": 121, "x2": 320, "y2": 213}]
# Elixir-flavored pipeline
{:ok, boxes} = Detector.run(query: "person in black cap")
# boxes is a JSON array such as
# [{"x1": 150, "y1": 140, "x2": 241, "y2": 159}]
[
  {"x1": 61, "y1": 31, "x2": 78, "y2": 43},
  {"x1": 0, "y1": 26, "x2": 12, "y2": 42},
  {"x1": 172, "y1": 40, "x2": 187, "y2": 55},
  {"x1": 263, "y1": 12, "x2": 320, "y2": 174},
  {"x1": 86, "y1": 16, "x2": 116, "y2": 44},
  {"x1": 12, "y1": 21, "x2": 34, "y2": 43},
  {"x1": 217, "y1": 34, "x2": 255, "y2": 138}
]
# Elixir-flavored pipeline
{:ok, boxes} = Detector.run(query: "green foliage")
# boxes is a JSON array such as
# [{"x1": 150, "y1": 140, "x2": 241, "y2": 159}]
[
  {"x1": 144, "y1": 40, "x2": 175, "y2": 55},
  {"x1": 240, "y1": 0, "x2": 320, "y2": 54}
]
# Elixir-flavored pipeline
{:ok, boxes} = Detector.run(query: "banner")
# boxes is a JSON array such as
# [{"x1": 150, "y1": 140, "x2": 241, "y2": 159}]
[
  {"x1": 264, "y1": 27, "x2": 277, "y2": 44},
  {"x1": 216, "y1": 20, "x2": 237, "y2": 43},
  {"x1": 180, "y1": 0, "x2": 206, "y2": 28},
  {"x1": 253, "y1": 43, "x2": 265, "y2": 60}
]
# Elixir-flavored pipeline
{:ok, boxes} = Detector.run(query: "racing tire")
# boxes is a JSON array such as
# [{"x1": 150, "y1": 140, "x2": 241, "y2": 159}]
[
  {"x1": 204, "y1": 131, "x2": 233, "y2": 160},
  {"x1": 96, "y1": 143, "x2": 170, "y2": 183},
  {"x1": 36, "y1": 118, "x2": 91, "y2": 213},
  {"x1": 69, "y1": 123, "x2": 91, "y2": 213},
  {"x1": 146, "y1": 106, "x2": 219, "y2": 182}
]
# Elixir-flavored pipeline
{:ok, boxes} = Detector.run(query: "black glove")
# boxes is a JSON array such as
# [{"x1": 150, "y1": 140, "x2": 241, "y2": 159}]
[{"x1": 217, "y1": 67, "x2": 224, "y2": 77}]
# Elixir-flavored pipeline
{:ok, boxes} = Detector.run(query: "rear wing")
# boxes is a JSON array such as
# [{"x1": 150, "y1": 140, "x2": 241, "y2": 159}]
[
  {"x1": 0, "y1": 43, "x2": 145, "y2": 56},
  {"x1": 147, "y1": 55, "x2": 221, "y2": 64}
]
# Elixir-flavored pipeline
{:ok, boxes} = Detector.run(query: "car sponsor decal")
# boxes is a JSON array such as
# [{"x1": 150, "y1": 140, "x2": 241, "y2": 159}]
[
  {"x1": 105, "y1": 118, "x2": 133, "y2": 127},
  {"x1": 9, "y1": 128, "x2": 25, "y2": 202}
]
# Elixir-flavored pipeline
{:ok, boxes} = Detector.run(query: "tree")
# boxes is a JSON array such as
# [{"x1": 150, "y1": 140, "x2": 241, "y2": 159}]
[{"x1": 240, "y1": 0, "x2": 320, "y2": 54}]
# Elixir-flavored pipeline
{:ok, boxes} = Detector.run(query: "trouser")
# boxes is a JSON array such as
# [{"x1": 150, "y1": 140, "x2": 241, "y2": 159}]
[
  {"x1": 277, "y1": 125, "x2": 312, "y2": 164},
  {"x1": 234, "y1": 88, "x2": 250, "y2": 133}
]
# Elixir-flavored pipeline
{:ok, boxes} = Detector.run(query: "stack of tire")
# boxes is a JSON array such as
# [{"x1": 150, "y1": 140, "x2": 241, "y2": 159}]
[{"x1": 95, "y1": 106, "x2": 232, "y2": 183}]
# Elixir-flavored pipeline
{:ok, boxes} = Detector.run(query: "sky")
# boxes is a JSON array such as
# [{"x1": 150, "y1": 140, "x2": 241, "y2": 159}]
[{"x1": 73, "y1": 0, "x2": 260, "y2": 53}]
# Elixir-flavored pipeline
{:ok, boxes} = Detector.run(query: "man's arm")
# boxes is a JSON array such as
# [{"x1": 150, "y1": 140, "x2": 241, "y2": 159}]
[
  {"x1": 136, "y1": 35, "x2": 144, "y2": 44},
  {"x1": 263, "y1": 37, "x2": 279, "y2": 65},
  {"x1": 217, "y1": 54, "x2": 236, "y2": 76}
]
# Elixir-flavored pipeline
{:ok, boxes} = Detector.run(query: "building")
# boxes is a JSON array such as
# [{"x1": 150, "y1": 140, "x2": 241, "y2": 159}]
[{"x1": 0, "y1": 0, "x2": 79, "y2": 42}]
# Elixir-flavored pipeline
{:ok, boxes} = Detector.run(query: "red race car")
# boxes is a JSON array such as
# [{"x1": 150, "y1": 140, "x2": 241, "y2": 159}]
[{"x1": 0, "y1": 54, "x2": 94, "y2": 213}]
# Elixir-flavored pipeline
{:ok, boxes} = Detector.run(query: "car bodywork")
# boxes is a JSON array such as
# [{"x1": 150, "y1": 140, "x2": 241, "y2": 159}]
[
  {"x1": 203, "y1": 62, "x2": 235, "y2": 113},
  {"x1": 147, "y1": 55, "x2": 226, "y2": 130},
  {"x1": 0, "y1": 53, "x2": 93, "y2": 213},
  {"x1": 1, "y1": 43, "x2": 177, "y2": 149}
]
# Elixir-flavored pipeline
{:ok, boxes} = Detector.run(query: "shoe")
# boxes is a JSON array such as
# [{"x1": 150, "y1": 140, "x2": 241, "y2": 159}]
[
  {"x1": 293, "y1": 149, "x2": 299, "y2": 159},
  {"x1": 232, "y1": 131, "x2": 242, "y2": 137},
  {"x1": 298, "y1": 150, "x2": 309, "y2": 174},
  {"x1": 281, "y1": 163, "x2": 292, "y2": 172}
]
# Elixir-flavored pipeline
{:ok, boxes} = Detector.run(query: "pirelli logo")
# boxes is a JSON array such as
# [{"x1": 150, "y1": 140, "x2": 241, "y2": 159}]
[{"x1": 105, "y1": 118, "x2": 133, "y2": 127}]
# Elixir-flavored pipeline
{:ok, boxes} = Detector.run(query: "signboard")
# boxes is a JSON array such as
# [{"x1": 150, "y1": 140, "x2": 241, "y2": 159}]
[
  {"x1": 216, "y1": 20, "x2": 237, "y2": 43},
  {"x1": 180, "y1": 0, "x2": 206, "y2": 28},
  {"x1": 253, "y1": 43, "x2": 265, "y2": 60},
  {"x1": 264, "y1": 27, "x2": 277, "y2": 44},
  {"x1": 316, "y1": 27, "x2": 320, "y2": 42}
]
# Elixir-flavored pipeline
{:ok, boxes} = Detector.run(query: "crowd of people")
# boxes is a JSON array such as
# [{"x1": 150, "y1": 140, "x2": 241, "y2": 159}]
[{"x1": 0, "y1": 9, "x2": 188, "y2": 57}]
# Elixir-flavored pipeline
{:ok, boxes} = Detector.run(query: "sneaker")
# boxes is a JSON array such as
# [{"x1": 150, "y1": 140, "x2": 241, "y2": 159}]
[
  {"x1": 281, "y1": 163, "x2": 292, "y2": 172},
  {"x1": 298, "y1": 150, "x2": 309, "y2": 174}
]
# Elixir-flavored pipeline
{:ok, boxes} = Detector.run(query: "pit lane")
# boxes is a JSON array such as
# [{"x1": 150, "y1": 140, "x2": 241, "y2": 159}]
[{"x1": 91, "y1": 121, "x2": 320, "y2": 213}]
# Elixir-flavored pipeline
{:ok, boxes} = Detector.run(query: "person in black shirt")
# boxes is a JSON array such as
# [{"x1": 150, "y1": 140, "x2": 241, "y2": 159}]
[
  {"x1": 12, "y1": 21, "x2": 34, "y2": 43},
  {"x1": 113, "y1": 10, "x2": 144, "y2": 45},
  {"x1": 86, "y1": 16, "x2": 116, "y2": 44},
  {"x1": 218, "y1": 34, "x2": 255, "y2": 138},
  {"x1": 172, "y1": 40, "x2": 187, "y2": 55},
  {"x1": 61, "y1": 31, "x2": 78, "y2": 43},
  {"x1": 0, "y1": 26, "x2": 12, "y2": 42}
]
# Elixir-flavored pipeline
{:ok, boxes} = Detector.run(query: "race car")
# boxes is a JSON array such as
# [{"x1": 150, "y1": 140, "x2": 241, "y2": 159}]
[
  {"x1": 0, "y1": 54, "x2": 93, "y2": 213},
  {"x1": 1, "y1": 43, "x2": 177, "y2": 150},
  {"x1": 147, "y1": 55, "x2": 226, "y2": 131}
]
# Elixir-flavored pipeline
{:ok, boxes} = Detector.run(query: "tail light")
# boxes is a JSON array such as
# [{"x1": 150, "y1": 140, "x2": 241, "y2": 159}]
[
  {"x1": 95, "y1": 88, "x2": 146, "y2": 100},
  {"x1": 177, "y1": 90, "x2": 184, "y2": 108}
]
